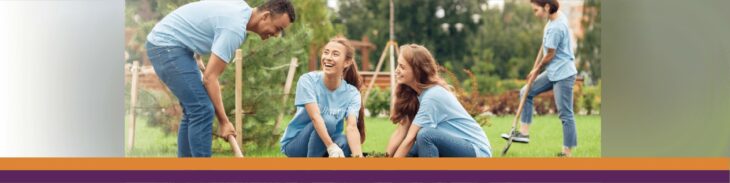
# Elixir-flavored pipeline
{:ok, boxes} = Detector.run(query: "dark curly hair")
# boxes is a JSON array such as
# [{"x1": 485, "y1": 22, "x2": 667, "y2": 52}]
[{"x1": 260, "y1": 0, "x2": 296, "y2": 22}]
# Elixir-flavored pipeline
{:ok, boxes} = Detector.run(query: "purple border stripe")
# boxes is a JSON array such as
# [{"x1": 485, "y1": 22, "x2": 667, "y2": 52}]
[{"x1": 0, "y1": 170, "x2": 727, "y2": 182}]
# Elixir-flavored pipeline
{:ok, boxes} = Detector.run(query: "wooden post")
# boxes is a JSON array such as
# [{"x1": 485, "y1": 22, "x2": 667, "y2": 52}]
[
  {"x1": 273, "y1": 58, "x2": 298, "y2": 133},
  {"x1": 234, "y1": 49, "x2": 244, "y2": 156},
  {"x1": 389, "y1": 0, "x2": 394, "y2": 41},
  {"x1": 388, "y1": 0, "x2": 397, "y2": 108},
  {"x1": 126, "y1": 61, "x2": 140, "y2": 152},
  {"x1": 308, "y1": 44, "x2": 318, "y2": 71},
  {"x1": 388, "y1": 43, "x2": 396, "y2": 106},
  {"x1": 363, "y1": 41, "x2": 392, "y2": 106},
  {"x1": 361, "y1": 36, "x2": 371, "y2": 71}
]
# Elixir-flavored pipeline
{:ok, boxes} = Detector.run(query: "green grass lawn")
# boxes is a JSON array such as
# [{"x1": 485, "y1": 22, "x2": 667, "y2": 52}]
[{"x1": 127, "y1": 114, "x2": 600, "y2": 157}]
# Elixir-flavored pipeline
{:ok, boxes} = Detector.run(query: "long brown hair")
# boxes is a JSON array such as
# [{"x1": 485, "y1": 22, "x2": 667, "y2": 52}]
[
  {"x1": 390, "y1": 44, "x2": 448, "y2": 125},
  {"x1": 328, "y1": 36, "x2": 366, "y2": 143}
]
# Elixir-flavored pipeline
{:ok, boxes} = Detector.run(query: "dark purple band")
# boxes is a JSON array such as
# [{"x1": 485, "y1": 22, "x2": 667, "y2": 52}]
[{"x1": 0, "y1": 170, "x2": 727, "y2": 182}]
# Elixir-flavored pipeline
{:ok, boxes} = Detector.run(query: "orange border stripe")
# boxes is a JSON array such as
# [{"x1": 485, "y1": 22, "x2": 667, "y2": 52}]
[{"x1": 0, "y1": 158, "x2": 727, "y2": 170}]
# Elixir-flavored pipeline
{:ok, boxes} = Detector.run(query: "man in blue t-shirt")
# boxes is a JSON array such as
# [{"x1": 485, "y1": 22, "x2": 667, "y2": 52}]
[{"x1": 145, "y1": 0, "x2": 296, "y2": 157}]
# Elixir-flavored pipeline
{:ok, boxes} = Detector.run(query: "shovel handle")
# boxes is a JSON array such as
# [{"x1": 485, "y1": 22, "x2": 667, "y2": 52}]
[{"x1": 228, "y1": 135, "x2": 244, "y2": 158}]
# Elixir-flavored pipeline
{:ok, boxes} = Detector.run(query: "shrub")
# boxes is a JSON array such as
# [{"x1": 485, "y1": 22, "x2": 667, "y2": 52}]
[{"x1": 365, "y1": 87, "x2": 390, "y2": 117}]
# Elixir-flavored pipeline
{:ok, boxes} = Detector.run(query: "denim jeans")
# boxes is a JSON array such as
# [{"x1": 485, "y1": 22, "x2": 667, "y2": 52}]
[
  {"x1": 519, "y1": 72, "x2": 577, "y2": 148},
  {"x1": 282, "y1": 122, "x2": 351, "y2": 157},
  {"x1": 407, "y1": 128, "x2": 477, "y2": 157},
  {"x1": 146, "y1": 42, "x2": 214, "y2": 157}
]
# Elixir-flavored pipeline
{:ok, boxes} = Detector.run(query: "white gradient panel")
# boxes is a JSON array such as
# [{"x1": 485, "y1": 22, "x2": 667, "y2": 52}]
[{"x1": 0, "y1": 0, "x2": 124, "y2": 156}]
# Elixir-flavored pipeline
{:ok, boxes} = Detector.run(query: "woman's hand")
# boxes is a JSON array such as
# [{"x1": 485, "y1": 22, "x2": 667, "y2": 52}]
[
  {"x1": 392, "y1": 124, "x2": 421, "y2": 158},
  {"x1": 527, "y1": 69, "x2": 539, "y2": 81},
  {"x1": 327, "y1": 144, "x2": 345, "y2": 158},
  {"x1": 386, "y1": 121, "x2": 410, "y2": 157}
]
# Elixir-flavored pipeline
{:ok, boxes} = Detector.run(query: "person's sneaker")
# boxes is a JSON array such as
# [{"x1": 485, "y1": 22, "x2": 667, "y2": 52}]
[
  {"x1": 501, "y1": 131, "x2": 530, "y2": 143},
  {"x1": 556, "y1": 152, "x2": 570, "y2": 157}
]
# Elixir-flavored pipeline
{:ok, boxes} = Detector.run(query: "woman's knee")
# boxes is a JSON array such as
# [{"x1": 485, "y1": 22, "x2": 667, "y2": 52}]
[
  {"x1": 319, "y1": 121, "x2": 339, "y2": 134},
  {"x1": 334, "y1": 135, "x2": 348, "y2": 146},
  {"x1": 416, "y1": 127, "x2": 437, "y2": 143},
  {"x1": 333, "y1": 135, "x2": 351, "y2": 156},
  {"x1": 519, "y1": 86, "x2": 527, "y2": 97},
  {"x1": 519, "y1": 86, "x2": 536, "y2": 99},
  {"x1": 283, "y1": 144, "x2": 305, "y2": 157},
  {"x1": 557, "y1": 107, "x2": 575, "y2": 123}
]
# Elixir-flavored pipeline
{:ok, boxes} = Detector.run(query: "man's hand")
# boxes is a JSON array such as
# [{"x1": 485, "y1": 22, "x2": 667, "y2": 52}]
[{"x1": 218, "y1": 121, "x2": 236, "y2": 140}]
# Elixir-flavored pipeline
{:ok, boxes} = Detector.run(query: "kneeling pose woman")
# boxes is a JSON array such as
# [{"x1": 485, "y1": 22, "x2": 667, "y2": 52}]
[
  {"x1": 280, "y1": 37, "x2": 365, "y2": 158},
  {"x1": 387, "y1": 44, "x2": 491, "y2": 158}
]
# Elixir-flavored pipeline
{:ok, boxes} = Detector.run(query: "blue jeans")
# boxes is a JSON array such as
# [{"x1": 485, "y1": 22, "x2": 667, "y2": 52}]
[
  {"x1": 282, "y1": 122, "x2": 350, "y2": 157},
  {"x1": 408, "y1": 128, "x2": 477, "y2": 157},
  {"x1": 146, "y1": 42, "x2": 214, "y2": 157},
  {"x1": 519, "y1": 72, "x2": 577, "y2": 148}
]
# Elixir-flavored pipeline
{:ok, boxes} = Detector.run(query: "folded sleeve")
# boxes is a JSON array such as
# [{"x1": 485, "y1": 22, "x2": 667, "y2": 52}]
[
  {"x1": 294, "y1": 73, "x2": 317, "y2": 107},
  {"x1": 346, "y1": 91, "x2": 362, "y2": 119},
  {"x1": 412, "y1": 98, "x2": 438, "y2": 128},
  {"x1": 543, "y1": 27, "x2": 562, "y2": 50},
  {"x1": 211, "y1": 28, "x2": 245, "y2": 63}
]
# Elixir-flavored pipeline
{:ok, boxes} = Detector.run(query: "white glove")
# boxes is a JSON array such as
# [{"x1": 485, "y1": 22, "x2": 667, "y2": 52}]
[{"x1": 326, "y1": 143, "x2": 345, "y2": 158}]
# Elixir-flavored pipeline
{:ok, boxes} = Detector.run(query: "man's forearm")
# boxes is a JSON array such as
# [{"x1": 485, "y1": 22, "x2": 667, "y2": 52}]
[
  {"x1": 203, "y1": 77, "x2": 229, "y2": 124},
  {"x1": 203, "y1": 54, "x2": 232, "y2": 125}
]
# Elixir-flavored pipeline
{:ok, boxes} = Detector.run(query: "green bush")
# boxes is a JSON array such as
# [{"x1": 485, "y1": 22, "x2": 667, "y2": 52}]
[
  {"x1": 498, "y1": 79, "x2": 526, "y2": 94},
  {"x1": 365, "y1": 87, "x2": 390, "y2": 118},
  {"x1": 126, "y1": 87, "x2": 181, "y2": 135},
  {"x1": 581, "y1": 81, "x2": 601, "y2": 115}
]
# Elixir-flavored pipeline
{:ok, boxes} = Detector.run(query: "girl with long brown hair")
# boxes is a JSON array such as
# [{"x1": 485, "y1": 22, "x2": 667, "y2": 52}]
[
  {"x1": 279, "y1": 36, "x2": 366, "y2": 157},
  {"x1": 501, "y1": 0, "x2": 578, "y2": 157},
  {"x1": 387, "y1": 44, "x2": 491, "y2": 157}
]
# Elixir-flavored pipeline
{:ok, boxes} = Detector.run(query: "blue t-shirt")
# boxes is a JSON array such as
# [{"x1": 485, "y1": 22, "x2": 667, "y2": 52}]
[
  {"x1": 542, "y1": 13, "x2": 577, "y2": 81},
  {"x1": 413, "y1": 85, "x2": 492, "y2": 157},
  {"x1": 279, "y1": 72, "x2": 362, "y2": 152},
  {"x1": 147, "y1": 0, "x2": 252, "y2": 63}
]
